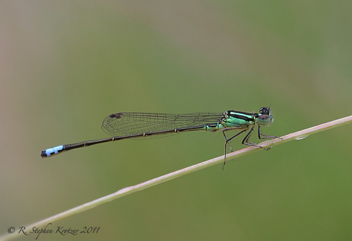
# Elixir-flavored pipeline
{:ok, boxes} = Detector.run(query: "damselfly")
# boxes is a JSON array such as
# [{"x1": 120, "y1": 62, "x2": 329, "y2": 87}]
[{"x1": 41, "y1": 107, "x2": 277, "y2": 168}]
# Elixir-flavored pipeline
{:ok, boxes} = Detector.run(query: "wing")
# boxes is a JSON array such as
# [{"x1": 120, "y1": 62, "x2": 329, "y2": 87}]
[{"x1": 101, "y1": 112, "x2": 222, "y2": 136}]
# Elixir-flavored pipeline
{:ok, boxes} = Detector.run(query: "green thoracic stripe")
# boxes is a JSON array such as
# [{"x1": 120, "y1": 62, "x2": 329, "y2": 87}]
[{"x1": 229, "y1": 113, "x2": 254, "y2": 122}]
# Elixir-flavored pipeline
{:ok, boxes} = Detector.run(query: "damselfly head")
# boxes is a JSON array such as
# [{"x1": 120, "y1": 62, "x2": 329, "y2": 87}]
[{"x1": 257, "y1": 107, "x2": 274, "y2": 125}]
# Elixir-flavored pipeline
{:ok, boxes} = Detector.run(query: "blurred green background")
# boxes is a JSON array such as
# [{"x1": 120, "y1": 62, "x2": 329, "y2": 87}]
[{"x1": 1, "y1": 1, "x2": 352, "y2": 241}]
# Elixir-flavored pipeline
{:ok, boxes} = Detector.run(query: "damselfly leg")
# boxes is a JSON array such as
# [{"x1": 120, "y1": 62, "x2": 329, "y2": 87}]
[
  {"x1": 222, "y1": 128, "x2": 248, "y2": 170},
  {"x1": 258, "y1": 125, "x2": 277, "y2": 140},
  {"x1": 221, "y1": 124, "x2": 277, "y2": 169}
]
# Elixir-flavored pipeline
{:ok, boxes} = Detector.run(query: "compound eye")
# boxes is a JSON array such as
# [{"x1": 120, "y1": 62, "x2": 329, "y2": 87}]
[{"x1": 259, "y1": 107, "x2": 270, "y2": 115}]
